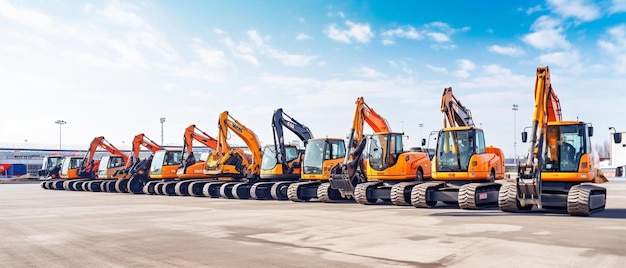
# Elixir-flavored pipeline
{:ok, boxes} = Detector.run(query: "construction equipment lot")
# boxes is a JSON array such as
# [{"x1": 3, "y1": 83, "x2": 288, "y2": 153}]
[{"x1": 1, "y1": 180, "x2": 625, "y2": 267}]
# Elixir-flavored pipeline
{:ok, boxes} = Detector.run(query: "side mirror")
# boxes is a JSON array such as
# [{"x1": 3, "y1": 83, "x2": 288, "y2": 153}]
[
  {"x1": 614, "y1": 133, "x2": 622, "y2": 144},
  {"x1": 588, "y1": 126, "x2": 594, "y2": 137},
  {"x1": 521, "y1": 131, "x2": 528, "y2": 143},
  {"x1": 421, "y1": 138, "x2": 426, "y2": 146}
]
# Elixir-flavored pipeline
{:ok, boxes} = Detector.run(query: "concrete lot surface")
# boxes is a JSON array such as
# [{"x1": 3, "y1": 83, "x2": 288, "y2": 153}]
[{"x1": 1, "y1": 180, "x2": 626, "y2": 267}]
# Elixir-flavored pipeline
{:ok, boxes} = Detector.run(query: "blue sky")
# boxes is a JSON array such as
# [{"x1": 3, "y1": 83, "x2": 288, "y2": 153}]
[{"x1": 1, "y1": 0, "x2": 625, "y2": 158}]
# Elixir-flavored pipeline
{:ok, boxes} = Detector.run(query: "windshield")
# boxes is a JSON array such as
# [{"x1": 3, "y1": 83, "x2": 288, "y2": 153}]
[
  {"x1": 150, "y1": 151, "x2": 167, "y2": 175},
  {"x1": 436, "y1": 129, "x2": 477, "y2": 172},
  {"x1": 261, "y1": 146, "x2": 278, "y2": 170},
  {"x1": 61, "y1": 157, "x2": 83, "y2": 175},
  {"x1": 44, "y1": 157, "x2": 63, "y2": 170},
  {"x1": 303, "y1": 139, "x2": 345, "y2": 174},
  {"x1": 543, "y1": 124, "x2": 586, "y2": 172},
  {"x1": 369, "y1": 133, "x2": 404, "y2": 171}
]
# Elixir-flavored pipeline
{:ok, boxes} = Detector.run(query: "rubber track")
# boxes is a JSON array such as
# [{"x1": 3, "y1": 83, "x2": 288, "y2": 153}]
[
  {"x1": 250, "y1": 182, "x2": 273, "y2": 200},
  {"x1": 232, "y1": 182, "x2": 250, "y2": 199},
  {"x1": 567, "y1": 184, "x2": 606, "y2": 216},
  {"x1": 115, "y1": 179, "x2": 127, "y2": 193},
  {"x1": 270, "y1": 182, "x2": 291, "y2": 200},
  {"x1": 219, "y1": 182, "x2": 238, "y2": 199},
  {"x1": 459, "y1": 182, "x2": 501, "y2": 210},
  {"x1": 354, "y1": 181, "x2": 382, "y2": 205},
  {"x1": 287, "y1": 181, "x2": 314, "y2": 202},
  {"x1": 411, "y1": 182, "x2": 445, "y2": 208},
  {"x1": 202, "y1": 182, "x2": 225, "y2": 198},
  {"x1": 317, "y1": 182, "x2": 334, "y2": 203},
  {"x1": 174, "y1": 181, "x2": 190, "y2": 196},
  {"x1": 390, "y1": 181, "x2": 422, "y2": 206}
]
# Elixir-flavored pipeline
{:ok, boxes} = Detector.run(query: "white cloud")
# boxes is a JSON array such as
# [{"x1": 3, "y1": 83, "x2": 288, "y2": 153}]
[
  {"x1": 353, "y1": 66, "x2": 385, "y2": 79},
  {"x1": 609, "y1": 0, "x2": 626, "y2": 14},
  {"x1": 597, "y1": 24, "x2": 626, "y2": 73},
  {"x1": 597, "y1": 24, "x2": 626, "y2": 53},
  {"x1": 387, "y1": 60, "x2": 413, "y2": 74},
  {"x1": 324, "y1": 21, "x2": 374, "y2": 44},
  {"x1": 0, "y1": 0, "x2": 56, "y2": 33},
  {"x1": 427, "y1": 32, "x2": 450, "y2": 42},
  {"x1": 218, "y1": 28, "x2": 318, "y2": 67},
  {"x1": 537, "y1": 50, "x2": 580, "y2": 67},
  {"x1": 381, "y1": 26, "x2": 421, "y2": 45},
  {"x1": 522, "y1": 16, "x2": 570, "y2": 50},
  {"x1": 454, "y1": 59, "x2": 476, "y2": 78},
  {"x1": 101, "y1": 2, "x2": 147, "y2": 28},
  {"x1": 295, "y1": 33, "x2": 311, "y2": 41},
  {"x1": 265, "y1": 49, "x2": 318, "y2": 67},
  {"x1": 547, "y1": 0, "x2": 601, "y2": 21},
  {"x1": 526, "y1": 5, "x2": 544, "y2": 14},
  {"x1": 488, "y1": 45, "x2": 524, "y2": 56},
  {"x1": 426, "y1": 64, "x2": 447, "y2": 73}
]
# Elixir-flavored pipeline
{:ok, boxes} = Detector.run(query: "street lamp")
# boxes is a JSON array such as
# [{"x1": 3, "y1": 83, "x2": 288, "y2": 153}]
[
  {"x1": 418, "y1": 123, "x2": 424, "y2": 142},
  {"x1": 55, "y1": 120, "x2": 67, "y2": 150},
  {"x1": 512, "y1": 104, "x2": 519, "y2": 166},
  {"x1": 160, "y1": 117, "x2": 166, "y2": 145}
]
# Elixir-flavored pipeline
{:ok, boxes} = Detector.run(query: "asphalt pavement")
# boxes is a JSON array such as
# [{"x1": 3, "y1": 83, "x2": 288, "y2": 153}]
[{"x1": 1, "y1": 180, "x2": 625, "y2": 267}]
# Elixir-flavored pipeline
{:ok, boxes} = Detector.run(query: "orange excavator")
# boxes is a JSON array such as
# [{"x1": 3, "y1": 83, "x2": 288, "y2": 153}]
[
  {"x1": 112, "y1": 133, "x2": 164, "y2": 194},
  {"x1": 499, "y1": 66, "x2": 607, "y2": 216},
  {"x1": 411, "y1": 87, "x2": 505, "y2": 209},
  {"x1": 251, "y1": 108, "x2": 313, "y2": 200},
  {"x1": 327, "y1": 96, "x2": 432, "y2": 205},
  {"x1": 141, "y1": 132, "x2": 185, "y2": 194},
  {"x1": 155, "y1": 124, "x2": 217, "y2": 196},
  {"x1": 201, "y1": 111, "x2": 262, "y2": 199}
]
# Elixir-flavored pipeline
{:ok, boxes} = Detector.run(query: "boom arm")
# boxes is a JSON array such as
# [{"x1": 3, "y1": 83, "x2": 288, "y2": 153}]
[
  {"x1": 517, "y1": 66, "x2": 564, "y2": 207},
  {"x1": 217, "y1": 111, "x2": 263, "y2": 176},
  {"x1": 132, "y1": 133, "x2": 163, "y2": 157},
  {"x1": 440, "y1": 87, "x2": 474, "y2": 128},
  {"x1": 344, "y1": 96, "x2": 391, "y2": 165},
  {"x1": 79, "y1": 136, "x2": 129, "y2": 176},
  {"x1": 330, "y1": 97, "x2": 392, "y2": 196},
  {"x1": 271, "y1": 108, "x2": 314, "y2": 168},
  {"x1": 181, "y1": 124, "x2": 218, "y2": 166}
]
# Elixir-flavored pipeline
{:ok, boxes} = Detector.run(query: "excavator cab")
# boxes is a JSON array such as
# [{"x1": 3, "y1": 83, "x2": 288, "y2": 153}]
[
  {"x1": 38, "y1": 155, "x2": 64, "y2": 179},
  {"x1": 97, "y1": 155, "x2": 127, "y2": 179},
  {"x1": 368, "y1": 132, "x2": 404, "y2": 171},
  {"x1": 302, "y1": 138, "x2": 346, "y2": 179},
  {"x1": 150, "y1": 149, "x2": 183, "y2": 179},
  {"x1": 261, "y1": 144, "x2": 301, "y2": 179},
  {"x1": 435, "y1": 127, "x2": 486, "y2": 174},
  {"x1": 542, "y1": 123, "x2": 591, "y2": 173}
]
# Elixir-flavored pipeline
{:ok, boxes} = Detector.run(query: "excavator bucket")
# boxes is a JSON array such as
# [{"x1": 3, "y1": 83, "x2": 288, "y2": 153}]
[{"x1": 594, "y1": 170, "x2": 609, "y2": 184}]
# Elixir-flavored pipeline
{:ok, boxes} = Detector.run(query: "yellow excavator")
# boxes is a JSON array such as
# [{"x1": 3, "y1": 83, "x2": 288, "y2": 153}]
[
  {"x1": 411, "y1": 87, "x2": 505, "y2": 209},
  {"x1": 252, "y1": 108, "x2": 314, "y2": 200},
  {"x1": 499, "y1": 66, "x2": 607, "y2": 216},
  {"x1": 201, "y1": 111, "x2": 262, "y2": 199},
  {"x1": 328, "y1": 96, "x2": 433, "y2": 205},
  {"x1": 287, "y1": 137, "x2": 347, "y2": 202}
]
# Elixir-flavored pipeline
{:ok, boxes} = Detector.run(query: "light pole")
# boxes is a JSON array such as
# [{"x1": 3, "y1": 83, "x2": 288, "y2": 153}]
[
  {"x1": 418, "y1": 123, "x2": 424, "y2": 142},
  {"x1": 160, "y1": 117, "x2": 166, "y2": 145},
  {"x1": 55, "y1": 120, "x2": 66, "y2": 150},
  {"x1": 512, "y1": 104, "x2": 519, "y2": 166}
]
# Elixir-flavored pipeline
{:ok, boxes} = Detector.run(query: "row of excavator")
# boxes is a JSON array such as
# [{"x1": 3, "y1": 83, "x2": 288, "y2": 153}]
[{"x1": 40, "y1": 66, "x2": 614, "y2": 216}]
